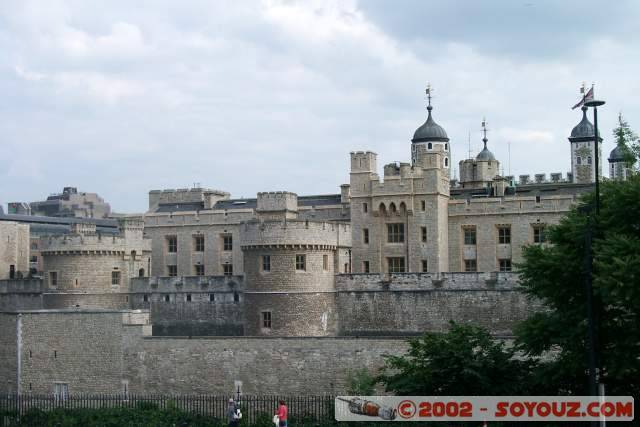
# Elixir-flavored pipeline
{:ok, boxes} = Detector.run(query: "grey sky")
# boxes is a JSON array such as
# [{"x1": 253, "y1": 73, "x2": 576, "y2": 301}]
[{"x1": 1, "y1": 0, "x2": 638, "y2": 213}]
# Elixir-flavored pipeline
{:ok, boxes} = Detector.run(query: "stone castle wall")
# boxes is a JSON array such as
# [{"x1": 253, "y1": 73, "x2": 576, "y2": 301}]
[
  {"x1": 0, "y1": 310, "x2": 150, "y2": 394},
  {"x1": 241, "y1": 220, "x2": 350, "y2": 336},
  {"x1": 2, "y1": 310, "x2": 406, "y2": 395},
  {"x1": 336, "y1": 273, "x2": 537, "y2": 336},
  {"x1": 129, "y1": 276, "x2": 244, "y2": 336},
  {"x1": 0, "y1": 313, "x2": 18, "y2": 393},
  {"x1": 448, "y1": 195, "x2": 575, "y2": 272},
  {"x1": 0, "y1": 222, "x2": 30, "y2": 280},
  {"x1": 144, "y1": 211, "x2": 251, "y2": 277}
]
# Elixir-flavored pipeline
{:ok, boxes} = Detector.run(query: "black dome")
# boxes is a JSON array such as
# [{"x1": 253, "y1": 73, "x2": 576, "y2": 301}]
[
  {"x1": 412, "y1": 106, "x2": 449, "y2": 143},
  {"x1": 570, "y1": 106, "x2": 595, "y2": 139},
  {"x1": 609, "y1": 145, "x2": 625, "y2": 162}
]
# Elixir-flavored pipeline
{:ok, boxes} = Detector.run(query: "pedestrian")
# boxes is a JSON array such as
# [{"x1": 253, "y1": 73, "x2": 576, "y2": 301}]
[
  {"x1": 227, "y1": 398, "x2": 241, "y2": 427},
  {"x1": 275, "y1": 399, "x2": 288, "y2": 427}
]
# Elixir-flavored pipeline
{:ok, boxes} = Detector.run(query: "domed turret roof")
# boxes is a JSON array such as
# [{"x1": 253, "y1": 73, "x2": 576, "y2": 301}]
[
  {"x1": 477, "y1": 145, "x2": 496, "y2": 161},
  {"x1": 609, "y1": 145, "x2": 625, "y2": 162},
  {"x1": 412, "y1": 106, "x2": 449, "y2": 143},
  {"x1": 570, "y1": 106, "x2": 595, "y2": 139}
]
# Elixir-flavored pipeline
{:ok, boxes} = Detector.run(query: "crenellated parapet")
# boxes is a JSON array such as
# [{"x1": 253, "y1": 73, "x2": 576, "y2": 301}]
[{"x1": 240, "y1": 219, "x2": 351, "y2": 250}]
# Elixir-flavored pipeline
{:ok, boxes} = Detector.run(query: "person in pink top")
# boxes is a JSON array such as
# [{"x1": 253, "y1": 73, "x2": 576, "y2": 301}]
[{"x1": 275, "y1": 399, "x2": 288, "y2": 427}]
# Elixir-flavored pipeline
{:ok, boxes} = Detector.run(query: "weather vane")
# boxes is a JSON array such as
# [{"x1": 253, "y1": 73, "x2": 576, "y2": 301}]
[
  {"x1": 481, "y1": 117, "x2": 489, "y2": 149},
  {"x1": 425, "y1": 83, "x2": 432, "y2": 108}
]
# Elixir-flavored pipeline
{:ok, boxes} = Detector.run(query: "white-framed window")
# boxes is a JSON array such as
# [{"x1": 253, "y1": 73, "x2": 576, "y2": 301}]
[
  {"x1": 533, "y1": 225, "x2": 546, "y2": 243},
  {"x1": 53, "y1": 383, "x2": 69, "y2": 401},
  {"x1": 193, "y1": 235, "x2": 205, "y2": 252},
  {"x1": 111, "y1": 271, "x2": 121, "y2": 286},
  {"x1": 262, "y1": 311, "x2": 272, "y2": 329},
  {"x1": 463, "y1": 227, "x2": 476, "y2": 245},
  {"x1": 166, "y1": 236, "x2": 177, "y2": 253},
  {"x1": 167, "y1": 265, "x2": 177, "y2": 277},
  {"x1": 387, "y1": 257, "x2": 405, "y2": 273},
  {"x1": 464, "y1": 259, "x2": 477, "y2": 272},
  {"x1": 223, "y1": 264, "x2": 233, "y2": 276},
  {"x1": 49, "y1": 271, "x2": 58, "y2": 287},
  {"x1": 295, "y1": 254, "x2": 306, "y2": 271},
  {"x1": 499, "y1": 259, "x2": 512, "y2": 272},
  {"x1": 498, "y1": 226, "x2": 511, "y2": 244},
  {"x1": 262, "y1": 255, "x2": 271, "y2": 272},
  {"x1": 195, "y1": 264, "x2": 205, "y2": 276},
  {"x1": 387, "y1": 223, "x2": 405, "y2": 243},
  {"x1": 222, "y1": 235, "x2": 233, "y2": 251}
]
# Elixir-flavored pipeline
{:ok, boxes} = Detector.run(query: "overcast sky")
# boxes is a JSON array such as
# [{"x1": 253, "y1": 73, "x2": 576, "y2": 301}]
[{"x1": 1, "y1": 0, "x2": 639, "y2": 213}]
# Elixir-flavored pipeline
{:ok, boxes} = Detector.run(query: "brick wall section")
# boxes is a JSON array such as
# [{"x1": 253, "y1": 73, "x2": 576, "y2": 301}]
[
  {"x1": 448, "y1": 196, "x2": 575, "y2": 272},
  {"x1": 0, "y1": 279, "x2": 43, "y2": 311},
  {"x1": 241, "y1": 220, "x2": 349, "y2": 336},
  {"x1": 126, "y1": 336, "x2": 407, "y2": 395},
  {"x1": 0, "y1": 222, "x2": 30, "y2": 279},
  {"x1": 129, "y1": 276, "x2": 244, "y2": 336},
  {"x1": 16, "y1": 310, "x2": 149, "y2": 394},
  {"x1": 336, "y1": 273, "x2": 538, "y2": 336},
  {"x1": 0, "y1": 314, "x2": 18, "y2": 392},
  {"x1": 40, "y1": 224, "x2": 151, "y2": 293},
  {"x1": 144, "y1": 211, "x2": 252, "y2": 277}
]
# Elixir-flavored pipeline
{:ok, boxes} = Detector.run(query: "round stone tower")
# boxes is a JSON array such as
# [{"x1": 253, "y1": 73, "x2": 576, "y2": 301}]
[
  {"x1": 241, "y1": 192, "x2": 350, "y2": 336},
  {"x1": 41, "y1": 219, "x2": 151, "y2": 294}
]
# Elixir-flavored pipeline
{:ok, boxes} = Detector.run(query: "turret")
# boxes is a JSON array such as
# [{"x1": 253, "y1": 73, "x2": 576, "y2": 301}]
[
  {"x1": 411, "y1": 86, "x2": 450, "y2": 174},
  {"x1": 568, "y1": 106, "x2": 601, "y2": 183}
]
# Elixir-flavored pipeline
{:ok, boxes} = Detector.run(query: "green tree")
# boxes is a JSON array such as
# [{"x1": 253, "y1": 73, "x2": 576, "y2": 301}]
[
  {"x1": 612, "y1": 113, "x2": 639, "y2": 171},
  {"x1": 378, "y1": 321, "x2": 534, "y2": 395},
  {"x1": 516, "y1": 175, "x2": 640, "y2": 398},
  {"x1": 346, "y1": 367, "x2": 377, "y2": 395}
]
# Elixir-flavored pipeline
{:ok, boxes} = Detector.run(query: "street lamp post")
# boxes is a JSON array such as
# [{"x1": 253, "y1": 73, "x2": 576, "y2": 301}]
[
  {"x1": 584, "y1": 99, "x2": 605, "y2": 214},
  {"x1": 582, "y1": 98, "x2": 605, "y2": 426}
]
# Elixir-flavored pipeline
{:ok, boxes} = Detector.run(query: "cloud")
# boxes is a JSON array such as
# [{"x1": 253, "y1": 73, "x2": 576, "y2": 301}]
[{"x1": 0, "y1": 0, "x2": 638, "y2": 212}]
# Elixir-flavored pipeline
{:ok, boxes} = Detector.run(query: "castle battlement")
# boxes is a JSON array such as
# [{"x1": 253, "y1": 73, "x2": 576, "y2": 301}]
[
  {"x1": 240, "y1": 219, "x2": 351, "y2": 249},
  {"x1": 40, "y1": 231, "x2": 151, "y2": 255},
  {"x1": 336, "y1": 271, "x2": 519, "y2": 292}
]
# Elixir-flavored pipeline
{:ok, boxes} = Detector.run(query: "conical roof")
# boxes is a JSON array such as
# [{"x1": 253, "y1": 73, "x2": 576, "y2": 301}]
[
  {"x1": 609, "y1": 145, "x2": 625, "y2": 162},
  {"x1": 412, "y1": 106, "x2": 449, "y2": 143},
  {"x1": 570, "y1": 106, "x2": 595, "y2": 139}
]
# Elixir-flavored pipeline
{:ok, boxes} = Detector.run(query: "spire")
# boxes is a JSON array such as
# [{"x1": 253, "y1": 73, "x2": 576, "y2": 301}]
[
  {"x1": 476, "y1": 118, "x2": 496, "y2": 161},
  {"x1": 481, "y1": 117, "x2": 488, "y2": 149},
  {"x1": 412, "y1": 84, "x2": 449, "y2": 143}
]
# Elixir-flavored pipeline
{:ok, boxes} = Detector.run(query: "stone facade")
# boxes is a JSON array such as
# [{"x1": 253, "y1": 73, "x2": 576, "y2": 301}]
[
  {"x1": 2, "y1": 310, "x2": 404, "y2": 395},
  {"x1": 241, "y1": 192, "x2": 351, "y2": 336},
  {"x1": 41, "y1": 220, "x2": 150, "y2": 293},
  {"x1": 129, "y1": 275, "x2": 245, "y2": 336},
  {"x1": 0, "y1": 310, "x2": 150, "y2": 394},
  {"x1": 0, "y1": 222, "x2": 30, "y2": 280},
  {"x1": 30, "y1": 187, "x2": 111, "y2": 219},
  {"x1": 335, "y1": 272, "x2": 539, "y2": 336}
]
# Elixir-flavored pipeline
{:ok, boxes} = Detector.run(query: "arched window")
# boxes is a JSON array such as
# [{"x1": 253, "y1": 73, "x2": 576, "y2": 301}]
[
  {"x1": 444, "y1": 157, "x2": 449, "y2": 167},
  {"x1": 389, "y1": 203, "x2": 397, "y2": 214},
  {"x1": 427, "y1": 143, "x2": 433, "y2": 150},
  {"x1": 445, "y1": 143, "x2": 448, "y2": 150},
  {"x1": 399, "y1": 202, "x2": 407, "y2": 214},
  {"x1": 379, "y1": 203, "x2": 387, "y2": 215},
  {"x1": 138, "y1": 268, "x2": 145, "y2": 277}
]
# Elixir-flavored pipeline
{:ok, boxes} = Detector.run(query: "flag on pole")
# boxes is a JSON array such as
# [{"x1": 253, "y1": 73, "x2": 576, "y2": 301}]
[{"x1": 572, "y1": 87, "x2": 594, "y2": 109}]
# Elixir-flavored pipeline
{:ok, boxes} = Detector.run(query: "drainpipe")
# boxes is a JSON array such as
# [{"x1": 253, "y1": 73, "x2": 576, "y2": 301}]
[{"x1": 16, "y1": 313, "x2": 22, "y2": 395}]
